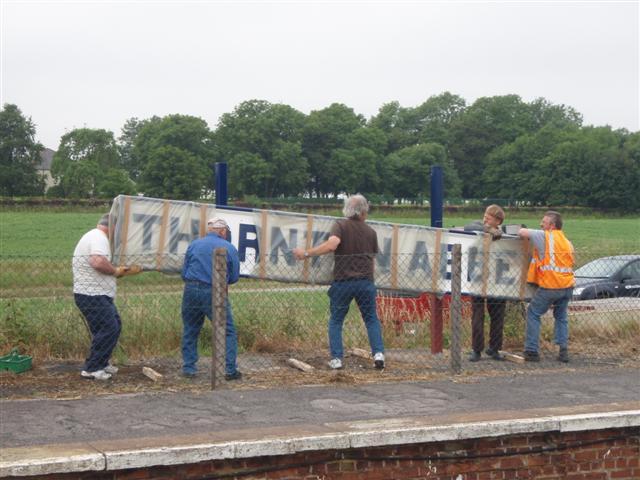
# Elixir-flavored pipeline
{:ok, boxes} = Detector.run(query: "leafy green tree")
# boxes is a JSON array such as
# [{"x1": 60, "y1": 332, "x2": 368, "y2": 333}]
[
  {"x1": 528, "y1": 98, "x2": 582, "y2": 130},
  {"x1": 227, "y1": 152, "x2": 270, "y2": 198},
  {"x1": 51, "y1": 128, "x2": 120, "y2": 197},
  {"x1": 118, "y1": 116, "x2": 160, "y2": 180},
  {"x1": 369, "y1": 93, "x2": 465, "y2": 154},
  {"x1": 302, "y1": 103, "x2": 365, "y2": 197},
  {"x1": 484, "y1": 125, "x2": 640, "y2": 211},
  {"x1": 340, "y1": 126, "x2": 388, "y2": 194},
  {"x1": 413, "y1": 92, "x2": 466, "y2": 147},
  {"x1": 369, "y1": 101, "x2": 415, "y2": 153},
  {"x1": 450, "y1": 95, "x2": 583, "y2": 198},
  {"x1": 482, "y1": 124, "x2": 580, "y2": 202},
  {"x1": 97, "y1": 169, "x2": 137, "y2": 198},
  {"x1": 0, "y1": 104, "x2": 45, "y2": 196},
  {"x1": 139, "y1": 146, "x2": 209, "y2": 200},
  {"x1": 541, "y1": 127, "x2": 639, "y2": 210},
  {"x1": 385, "y1": 143, "x2": 461, "y2": 203},
  {"x1": 56, "y1": 160, "x2": 99, "y2": 199},
  {"x1": 213, "y1": 100, "x2": 307, "y2": 197},
  {"x1": 270, "y1": 140, "x2": 307, "y2": 196},
  {"x1": 620, "y1": 131, "x2": 640, "y2": 211},
  {"x1": 134, "y1": 115, "x2": 214, "y2": 199},
  {"x1": 449, "y1": 95, "x2": 535, "y2": 198}
]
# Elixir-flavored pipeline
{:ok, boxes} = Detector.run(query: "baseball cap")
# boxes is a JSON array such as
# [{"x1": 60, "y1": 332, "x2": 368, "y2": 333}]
[{"x1": 207, "y1": 217, "x2": 228, "y2": 229}]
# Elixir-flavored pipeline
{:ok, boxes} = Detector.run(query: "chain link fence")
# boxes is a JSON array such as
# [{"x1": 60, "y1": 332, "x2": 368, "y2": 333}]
[{"x1": 1, "y1": 251, "x2": 638, "y2": 393}]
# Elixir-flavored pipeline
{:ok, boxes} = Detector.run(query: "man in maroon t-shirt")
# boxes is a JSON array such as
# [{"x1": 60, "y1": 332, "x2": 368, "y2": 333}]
[{"x1": 293, "y1": 194, "x2": 385, "y2": 370}]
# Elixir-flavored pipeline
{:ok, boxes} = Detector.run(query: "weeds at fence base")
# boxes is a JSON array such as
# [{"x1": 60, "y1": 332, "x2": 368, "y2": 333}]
[{"x1": 2, "y1": 350, "x2": 639, "y2": 400}]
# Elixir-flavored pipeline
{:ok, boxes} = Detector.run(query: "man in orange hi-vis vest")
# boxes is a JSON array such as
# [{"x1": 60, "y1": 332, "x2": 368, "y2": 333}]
[{"x1": 519, "y1": 211, "x2": 575, "y2": 363}]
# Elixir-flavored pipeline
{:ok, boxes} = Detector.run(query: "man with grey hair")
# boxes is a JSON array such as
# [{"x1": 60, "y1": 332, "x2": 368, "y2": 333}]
[
  {"x1": 72, "y1": 213, "x2": 141, "y2": 380},
  {"x1": 293, "y1": 194, "x2": 385, "y2": 370}
]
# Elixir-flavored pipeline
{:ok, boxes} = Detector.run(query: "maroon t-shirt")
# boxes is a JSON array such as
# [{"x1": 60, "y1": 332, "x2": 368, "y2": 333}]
[{"x1": 330, "y1": 218, "x2": 379, "y2": 281}]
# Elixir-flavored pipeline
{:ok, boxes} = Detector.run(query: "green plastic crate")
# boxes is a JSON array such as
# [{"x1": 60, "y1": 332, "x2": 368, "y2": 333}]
[{"x1": 0, "y1": 348, "x2": 32, "y2": 374}]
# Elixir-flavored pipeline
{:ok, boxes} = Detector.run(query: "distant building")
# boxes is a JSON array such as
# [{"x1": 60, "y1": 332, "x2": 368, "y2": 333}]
[{"x1": 37, "y1": 148, "x2": 56, "y2": 191}]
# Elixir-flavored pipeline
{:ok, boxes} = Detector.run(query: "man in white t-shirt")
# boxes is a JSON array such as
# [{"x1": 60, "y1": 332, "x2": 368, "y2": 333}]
[{"x1": 72, "y1": 213, "x2": 140, "y2": 380}]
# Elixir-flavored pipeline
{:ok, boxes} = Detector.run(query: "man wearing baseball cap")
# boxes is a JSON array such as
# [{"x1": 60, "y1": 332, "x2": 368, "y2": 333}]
[{"x1": 181, "y1": 216, "x2": 241, "y2": 380}]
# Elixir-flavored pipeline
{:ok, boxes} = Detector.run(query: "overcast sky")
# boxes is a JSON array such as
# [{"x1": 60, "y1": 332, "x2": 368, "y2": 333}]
[{"x1": 1, "y1": 0, "x2": 638, "y2": 149}]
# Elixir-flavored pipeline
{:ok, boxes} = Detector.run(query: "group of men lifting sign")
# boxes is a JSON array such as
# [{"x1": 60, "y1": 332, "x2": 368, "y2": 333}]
[{"x1": 71, "y1": 195, "x2": 574, "y2": 380}]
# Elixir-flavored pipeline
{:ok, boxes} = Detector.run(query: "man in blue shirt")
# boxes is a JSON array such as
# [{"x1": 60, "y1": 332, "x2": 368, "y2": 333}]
[{"x1": 181, "y1": 217, "x2": 241, "y2": 380}]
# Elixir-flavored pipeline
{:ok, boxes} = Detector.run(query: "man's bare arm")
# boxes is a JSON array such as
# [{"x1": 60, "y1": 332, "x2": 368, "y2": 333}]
[{"x1": 293, "y1": 235, "x2": 341, "y2": 260}]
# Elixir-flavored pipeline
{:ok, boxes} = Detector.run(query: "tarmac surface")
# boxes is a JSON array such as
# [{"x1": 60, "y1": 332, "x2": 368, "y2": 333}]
[{"x1": 1, "y1": 366, "x2": 639, "y2": 450}]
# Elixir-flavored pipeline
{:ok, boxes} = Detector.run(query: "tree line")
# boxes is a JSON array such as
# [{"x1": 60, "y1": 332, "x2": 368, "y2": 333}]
[{"x1": 1, "y1": 93, "x2": 639, "y2": 211}]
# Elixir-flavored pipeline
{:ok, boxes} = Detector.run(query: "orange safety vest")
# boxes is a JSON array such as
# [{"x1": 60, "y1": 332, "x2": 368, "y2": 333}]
[{"x1": 527, "y1": 230, "x2": 575, "y2": 289}]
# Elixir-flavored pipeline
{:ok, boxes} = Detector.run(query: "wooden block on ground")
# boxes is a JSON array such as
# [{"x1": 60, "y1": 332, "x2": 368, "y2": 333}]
[
  {"x1": 348, "y1": 348, "x2": 371, "y2": 359},
  {"x1": 499, "y1": 351, "x2": 525, "y2": 364},
  {"x1": 142, "y1": 366, "x2": 163, "y2": 381},
  {"x1": 286, "y1": 358, "x2": 314, "y2": 373}
]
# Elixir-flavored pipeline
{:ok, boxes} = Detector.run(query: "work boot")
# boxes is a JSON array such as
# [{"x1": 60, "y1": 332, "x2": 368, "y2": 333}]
[
  {"x1": 468, "y1": 351, "x2": 481, "y2": 362},
  {"x1": 225, "y1": 371, "x2": 243, "y2": 381},
  {"x1": 558, "y1": 347, "x2": 569, "y2": 363},
  {"x1": 485, "y1": 348, "x2": 505, "y2": 361},
  {"x1": 523, "y1": 351, "x2": 540, "y2": 362}
]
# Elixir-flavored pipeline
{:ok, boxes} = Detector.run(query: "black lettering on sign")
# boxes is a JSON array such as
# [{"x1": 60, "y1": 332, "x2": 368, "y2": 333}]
[
  {"x1": 440, "y1": 244, "x2": 452, "y2": 280},
  {"x1": 168, "y1": 217, "x2": 193, "y2": 253},
  {"x1": 496, "y1": 252, "x2": 517, "y2": 285},
  {"x1": 270, "y1": 227, "x2": 297, "y2": 266},
  {"x1": 133, "y1": 213, "x2": 161, "y2": 250},
  {"x1": 409, "y1": 241, "x2": 432, "y2": 275},
  {"x1": 239, "y1": 223, "x2": 259, "y2": 262},
  {"x1": 376, "y1": 237, "x2": 392, "y2": 273},
  {"x1": 467, "y1": 246, "x2": 482, "y2": 282}
]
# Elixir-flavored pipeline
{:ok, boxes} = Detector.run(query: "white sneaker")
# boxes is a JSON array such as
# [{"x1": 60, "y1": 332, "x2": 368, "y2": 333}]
[
  {"x1": 328, "y1": 358, "x2": 343, "y2": 370},
  {"x1": 374, "y1": 352, "x2": 385, "y2": 369},
  {"x1": 81, "y1": 369, "x2": 112, "y2": 380},
  {"x1": 104, "y1": 365, "x2": 118, "y2": 374}
]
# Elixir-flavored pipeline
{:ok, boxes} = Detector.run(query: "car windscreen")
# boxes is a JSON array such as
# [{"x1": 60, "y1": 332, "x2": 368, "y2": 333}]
[{"x1": 575, "y1": 258, "x2": 628, "y2": 278}]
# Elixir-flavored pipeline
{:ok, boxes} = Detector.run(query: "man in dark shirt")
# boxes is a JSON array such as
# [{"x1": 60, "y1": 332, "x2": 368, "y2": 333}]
[
  {"x1": 181, "y1": 217, "x2": 241, "y2": 380},
  {"x1": 293, "y1": 194, "x2": 385, "y2": 370}
]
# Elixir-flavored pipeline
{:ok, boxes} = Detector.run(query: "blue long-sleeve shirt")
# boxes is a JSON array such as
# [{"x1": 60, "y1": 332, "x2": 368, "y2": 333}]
[{"x1": 182, "y1": 232, "x2": 240, "y2": 285}]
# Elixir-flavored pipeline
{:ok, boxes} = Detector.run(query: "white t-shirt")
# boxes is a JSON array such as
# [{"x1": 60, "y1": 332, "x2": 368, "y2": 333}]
[{"x1": 72, "y1": 228, "x2": 116, "y2": 297}]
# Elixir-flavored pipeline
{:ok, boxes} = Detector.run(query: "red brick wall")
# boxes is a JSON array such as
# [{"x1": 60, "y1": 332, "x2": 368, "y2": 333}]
[{"x1": 11, "y1": 427, "x2": 639, "y2": 480}]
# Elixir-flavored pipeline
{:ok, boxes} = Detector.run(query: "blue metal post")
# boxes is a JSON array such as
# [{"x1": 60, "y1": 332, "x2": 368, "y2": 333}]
[
  {"x1": 430, "y1": 165, "x2": 444, "y2": 354},
  {"x1": 215, "y1": 162, "x2": 228, "y2": 206},
  {"x1": 430, "y1": 165, "x2": 443, "y2": 228}
]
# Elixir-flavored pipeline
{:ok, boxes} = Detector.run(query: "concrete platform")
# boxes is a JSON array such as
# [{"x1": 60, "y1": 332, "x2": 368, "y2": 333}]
[{"x1": 1, "y1": 367, "x2": 639, "y2": 477}]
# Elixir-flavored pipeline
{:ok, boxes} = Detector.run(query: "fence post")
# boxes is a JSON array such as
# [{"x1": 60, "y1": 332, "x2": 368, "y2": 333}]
[
  {"x1": 211, "y1": 248, "x2": 227, "y2": 389},
  {"x1": 450, "y1": 244, "x2": 462, "y2": 374}
]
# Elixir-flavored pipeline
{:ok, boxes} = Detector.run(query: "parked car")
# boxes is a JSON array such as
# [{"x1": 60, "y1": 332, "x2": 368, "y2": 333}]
[{"x1": 573, "y1": 255, "x2": 640, "y2": 300}]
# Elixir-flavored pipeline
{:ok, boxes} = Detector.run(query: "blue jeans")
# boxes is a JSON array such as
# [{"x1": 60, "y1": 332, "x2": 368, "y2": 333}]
[
  {"x1": 328, "y1": 279, "x2": 385, "y2": 359},
  {"x1": 525, "y1": 287, "x2": 573, "y2": 353},
  {"x1": 74, "y1": 294, "x2": 122, "y2": 372},
  {"x1": 181, "y1": 282, "x2": 238, "y2": 376}
]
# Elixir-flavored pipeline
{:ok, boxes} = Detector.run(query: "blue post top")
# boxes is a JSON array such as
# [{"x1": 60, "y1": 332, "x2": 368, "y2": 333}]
[
  {"x1": 430, "y1": 165, "x2": 443, "y2": 228},
  {"x1": 215, "y1": 162, "x2": 228, "y2": 206}
]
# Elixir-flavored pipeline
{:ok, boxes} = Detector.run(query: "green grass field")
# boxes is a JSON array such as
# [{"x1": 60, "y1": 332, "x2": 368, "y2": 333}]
[{"x1": 1, "y1": 210, "x2": 638, "y2": 258}]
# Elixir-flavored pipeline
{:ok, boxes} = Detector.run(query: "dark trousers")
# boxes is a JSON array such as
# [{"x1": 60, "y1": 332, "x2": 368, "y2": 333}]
[
  {"x1": 74, "y1": 294, "x2": 122, "y2": 372},
  {"x1": 471, "y1": 296, "x2": 506, "y2": 354}
]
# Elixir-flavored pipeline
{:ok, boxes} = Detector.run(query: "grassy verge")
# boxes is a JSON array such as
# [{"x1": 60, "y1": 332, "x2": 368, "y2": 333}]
[
  {"x1": 1, "y1": 210, "x2": 638, "y2": 257},
  {"x1": 2, "y1": 280, "x2": 638, "y2": 363}
]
